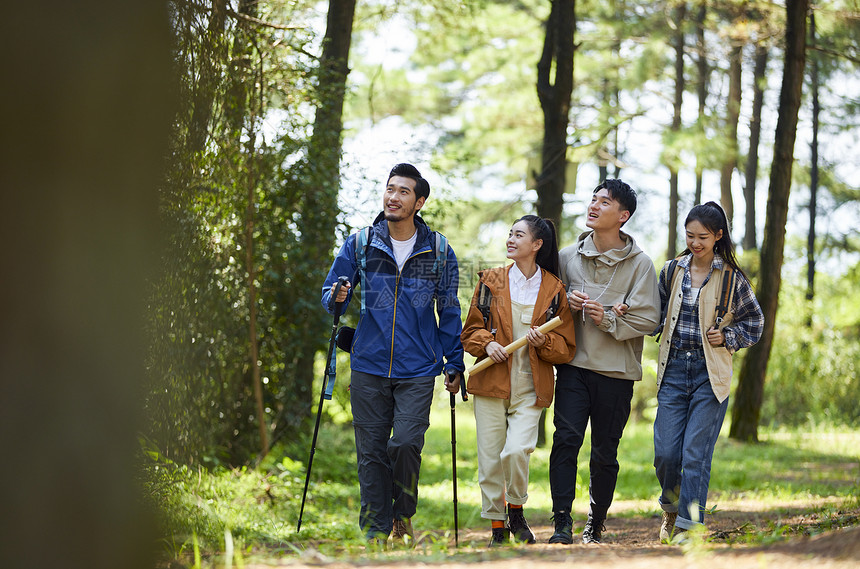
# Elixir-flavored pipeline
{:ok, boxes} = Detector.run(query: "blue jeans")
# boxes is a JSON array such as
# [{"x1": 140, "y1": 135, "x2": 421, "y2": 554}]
[
  {"x1": 350, "y1": 370, "x2": 435, "y2": 538},
  {"x1": 653, "y1": 348, "x2": 728, "y2": 530}
]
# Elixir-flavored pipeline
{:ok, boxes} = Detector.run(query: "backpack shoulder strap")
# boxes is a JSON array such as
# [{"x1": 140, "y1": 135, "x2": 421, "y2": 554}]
[
  {"x1": 355, "y1": 226, "x2": 371, "y2": 316},
  {"x1": 655, "y1": 258, "x2": 681, "y2": 343},
  {"x1": 546, "y1": 291, "x2": 562, "y2": 323},
  {"x1": 715, "y1": 265, "x2": 736, "y2": 324},
  {"x1": 477, "y1": 281, "x2": 494, "y2": 333},
  {"x1": 432, "y1": 231, "x2": 448, "y2": 275},
  {"x1": 665, "y1": 258, "x2": 679, "y2": 289}
]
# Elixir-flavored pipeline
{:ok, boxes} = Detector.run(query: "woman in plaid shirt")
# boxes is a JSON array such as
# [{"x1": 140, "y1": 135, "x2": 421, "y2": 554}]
[{"x1": 651, "y1": 202, "x2": 764, "y2": 542}]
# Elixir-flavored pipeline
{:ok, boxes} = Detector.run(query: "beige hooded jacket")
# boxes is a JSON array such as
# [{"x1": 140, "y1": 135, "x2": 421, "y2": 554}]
[{"x1": 558, "y1": 230, "x2": 660, "y2": 381}]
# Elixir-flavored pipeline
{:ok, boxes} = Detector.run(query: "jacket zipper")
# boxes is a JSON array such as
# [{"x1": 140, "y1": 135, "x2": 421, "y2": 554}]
[{"x1": 388, "y1": 247, "x2": 432, "y2": 377}]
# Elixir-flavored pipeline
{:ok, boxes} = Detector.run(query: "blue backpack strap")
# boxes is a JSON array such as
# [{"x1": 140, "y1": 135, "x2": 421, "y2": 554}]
[
  {"x1": 432, "y1": 231, "x2": 448, "y2": 303},
  {"x1": 355, "y1": 226, "x2": 370, "y2": 316},
  {"x1": 324, "y1": 346, "x2": 336, "y2": 400},
  {"x1": 433, "y1": 231, "x2": 447, "y2": 275}
]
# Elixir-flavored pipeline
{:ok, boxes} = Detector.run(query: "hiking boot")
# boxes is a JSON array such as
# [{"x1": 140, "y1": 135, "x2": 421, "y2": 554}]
[
  {"x1": 391, "y1": 518, "x2": 414, "y2": 546},
  {"x1": 581, "y1": 515, "x2": 605, "y2": 544},
  {"x1": 670, "y1": 526, "x2": 689, "y2": 544},
  {"x1": 506, "y1": 504, "x2": 536, "y2": 544},
  {"x1": 548, "y1": 510, "x2": 574, "y2": 544},
  {"x1": 489, "y1": 527, "x2": 509, "y2": 547},
  {"x1": 659, "y1": 511, "x2": 678, "y2": 542}
]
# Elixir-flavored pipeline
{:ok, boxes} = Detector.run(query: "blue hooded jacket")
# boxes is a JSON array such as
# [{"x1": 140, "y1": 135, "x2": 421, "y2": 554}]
[{"x1": 321, "y1": 214, "x2": 465, "y2": 379}]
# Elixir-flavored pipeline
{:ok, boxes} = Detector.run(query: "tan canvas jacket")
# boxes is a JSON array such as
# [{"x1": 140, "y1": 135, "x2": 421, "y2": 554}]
[
  {"x1": 655, "y1": 261, "x2": 736, "y2": 402},
  {"x1": 558, "y1": 231, "x2": 660, "y2": 381}
]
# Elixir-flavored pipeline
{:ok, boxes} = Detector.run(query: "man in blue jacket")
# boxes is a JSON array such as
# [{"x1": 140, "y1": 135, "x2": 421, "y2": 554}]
[{"x1": 321, "y1": 163, "x2": 465, "y2": 544}]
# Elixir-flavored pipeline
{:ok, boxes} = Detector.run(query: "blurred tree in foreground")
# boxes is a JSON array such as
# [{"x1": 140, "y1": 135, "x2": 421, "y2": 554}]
[{"x1": 1, "y1": 1, "x2": 173, "y2": 568}]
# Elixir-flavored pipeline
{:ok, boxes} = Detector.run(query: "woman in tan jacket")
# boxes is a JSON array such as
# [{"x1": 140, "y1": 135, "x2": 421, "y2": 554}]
[{"x1": 461, "y1": 215, "x2": 576, "y2": 546}]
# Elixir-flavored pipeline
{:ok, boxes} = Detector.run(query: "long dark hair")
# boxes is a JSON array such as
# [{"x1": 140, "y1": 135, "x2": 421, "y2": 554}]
[
  {"x1": 681, "y1": 201, "x2": 746, "y2": 278},
  {"x1": 515, "y1": 215, "x2": 560, "y2": 279}
]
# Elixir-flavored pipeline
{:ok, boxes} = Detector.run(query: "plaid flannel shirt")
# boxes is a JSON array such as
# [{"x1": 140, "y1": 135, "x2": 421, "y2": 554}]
[{"x1": 659, "y1": 254, "x2": 764, "y2": 352}]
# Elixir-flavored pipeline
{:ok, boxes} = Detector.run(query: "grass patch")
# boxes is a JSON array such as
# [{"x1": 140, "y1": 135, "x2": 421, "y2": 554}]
[{"x1": 145, "y1": 383, "x2": 860, "y2": 564}]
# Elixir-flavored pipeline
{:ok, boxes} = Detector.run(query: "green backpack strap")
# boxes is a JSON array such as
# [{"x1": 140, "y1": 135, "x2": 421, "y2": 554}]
[{"x1": 355, "y1": 226, "x2": 371, "y2": 316}]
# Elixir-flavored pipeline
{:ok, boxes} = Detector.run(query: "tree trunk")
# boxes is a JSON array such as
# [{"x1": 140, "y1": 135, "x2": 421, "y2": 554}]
[
  {"x1": 297, "y1": 0, "x2": 357, "y2": 421},
  {"x1": 730, "y1": 0, "x2": 808, "y2": 442},
  {"x1": 188, "y1": 0, "x2": 228, "y2": 153},
  {"x1": 224, "y1": 0, "x2": 257, "y2": 136},
  {"x1": 668, "y1": 3, "x2": 686, "y2": 260},
  {"x1": 807, "y1": 10, "x2": 819, "y2": 310},
  {"x1": 744, "y1": 44, "x2": 768, "y2": 251},
  {"x1": 245, "y1": 127, "x2": 268, "y2": 458},
  {"x1": 694, "y1": 3, "x2": 707, "y2": 205},
  {"x1": 536, "y1": 0, "x2": 575, "y2": 446},
  {"x1": 536, "y1": 0, "x2": 575, "y2": 231},
  {"x1": 720, "y1": 42, "x2": 742, "y2": 225}
]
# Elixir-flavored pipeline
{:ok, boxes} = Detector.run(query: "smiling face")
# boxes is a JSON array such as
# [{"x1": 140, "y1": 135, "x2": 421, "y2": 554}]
[
  {"x1": 506, "y1": 220, "x2": 543, "y2": 262},
  {"x1": 383, "y1": 175, "x2": 425, "y2": 223},
  {"x1": 685, "y1": 219, "x2": 723, "y2": 261},
  {"x1": 586, "y1": 188, "x2": 630, "y2": 231}
]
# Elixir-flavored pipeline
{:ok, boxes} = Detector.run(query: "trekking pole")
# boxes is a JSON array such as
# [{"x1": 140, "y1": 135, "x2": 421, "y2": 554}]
[
  {"x1": 448, "y1": 370, "x2": 468, "y2": 547},
  {"x1": 297, "y1": 276, "x2": 348, "y2": 533}
]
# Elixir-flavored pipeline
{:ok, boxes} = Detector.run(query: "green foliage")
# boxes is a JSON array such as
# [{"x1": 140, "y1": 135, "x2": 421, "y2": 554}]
[
  {"x1": 760, "y1": 265, "x2": 860, "y2": 427},
  {"x1": 147, "y1": 1, "x2": 340, "y2": 467}
]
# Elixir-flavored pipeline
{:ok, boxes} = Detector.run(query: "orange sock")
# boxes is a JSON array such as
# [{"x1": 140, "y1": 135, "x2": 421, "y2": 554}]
[
  {"x1": 509, "y1": 504, "x2": 523, "y2": 510},
  {"x1": 492, "y1": 520, "x2": 505, "y2": 529}
]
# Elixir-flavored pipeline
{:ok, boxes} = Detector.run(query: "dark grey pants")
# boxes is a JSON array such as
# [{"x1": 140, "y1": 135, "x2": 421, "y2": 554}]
[
  {"x1": 350, "y1": 370, "x2": 435, "y2": 538},
  {"x1": 549, "y1": 365, "x2": 634, "y2": 520}
]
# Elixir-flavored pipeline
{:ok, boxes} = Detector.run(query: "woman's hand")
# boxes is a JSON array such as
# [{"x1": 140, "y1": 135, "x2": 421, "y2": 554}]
[
  {"x1": 706, "y1": 326, "x2": 724, "y2": 346},
  {"x1": 611, "y1": 303, "x2": 628, "y2": 316},
  {"x1": 526, "y1": 326, "x2": 547, "y2": 348},
  {"x1": 485, "y1": 341, "x2": 509, "y2": 363}
]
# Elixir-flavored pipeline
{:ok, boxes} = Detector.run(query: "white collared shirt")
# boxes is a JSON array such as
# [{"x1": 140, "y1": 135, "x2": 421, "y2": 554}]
[{"x1": 508, "y1": 263, "x2": 542, "y2": 306}]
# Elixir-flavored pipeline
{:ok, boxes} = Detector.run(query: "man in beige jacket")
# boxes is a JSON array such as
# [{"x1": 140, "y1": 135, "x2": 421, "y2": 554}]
[{"x1": 548, "y1": 179, "x2": 660, "y2": 545}]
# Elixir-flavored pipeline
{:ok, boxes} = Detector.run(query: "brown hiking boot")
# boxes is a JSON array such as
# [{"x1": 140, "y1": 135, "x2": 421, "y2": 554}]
[
  {"x1": 391, "y1": 518, "x2": 414, "y2": 546},
  {"x1": 660, "y1": 511, "x2": 678, "y2": 542}
]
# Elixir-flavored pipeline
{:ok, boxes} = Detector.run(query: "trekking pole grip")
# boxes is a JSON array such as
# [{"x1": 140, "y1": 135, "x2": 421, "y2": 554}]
[{"x1": 329, "y1": 276, "x2": 349, "y2": 317}]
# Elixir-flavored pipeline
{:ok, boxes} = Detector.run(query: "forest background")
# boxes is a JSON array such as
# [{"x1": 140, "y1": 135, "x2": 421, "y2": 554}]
[
  {"x1": 149, "y1": 0, "x2": 859, "y2": 467},
  {"x1": 1, "y1": 1, "x2": 858, "y2": 568}
]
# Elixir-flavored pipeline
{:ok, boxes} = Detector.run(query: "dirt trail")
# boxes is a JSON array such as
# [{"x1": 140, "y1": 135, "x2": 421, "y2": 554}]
[{"x1": 267, "y1": 500, "x2": 860, "y2": 569}]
